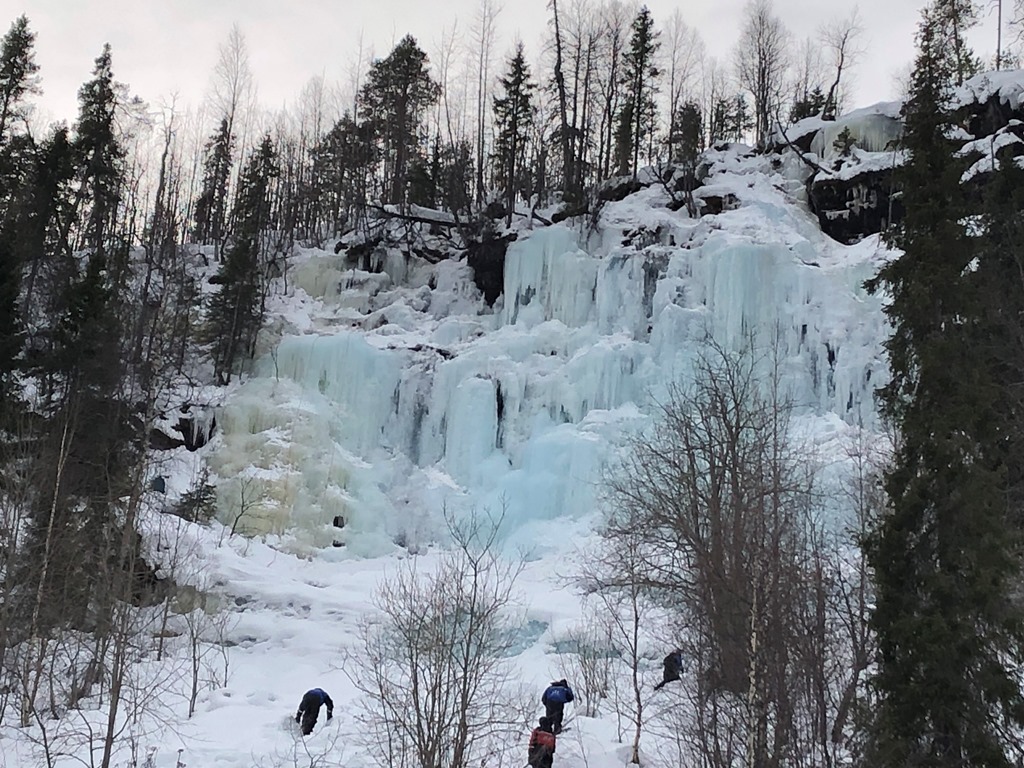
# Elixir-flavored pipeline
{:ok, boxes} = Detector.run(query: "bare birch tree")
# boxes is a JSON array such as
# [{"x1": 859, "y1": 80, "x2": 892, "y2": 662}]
[
  {"x1": 736, "y1": 0, "x2": 791, "y2": 145},
  {"x1": 664, "y1": 10, "x2": 705, "y2": 164},
  {"x1": 471, "y1": 0, "x2": 501, "y2": 205},
  {"x1": 820, "y1": 8, "x2": 865, "y2": 119},
  {"x1": 601, "y1": 338, "x2": 850, "y2": 768}
]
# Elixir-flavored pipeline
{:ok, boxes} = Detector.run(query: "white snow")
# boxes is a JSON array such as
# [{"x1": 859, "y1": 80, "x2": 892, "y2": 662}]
[
  {"x1": 2, "y1": 139, "x2": 893, "y2": 767},
  {"x1": 953, "y1": 68, "x2": 1024, "y2": 112}
]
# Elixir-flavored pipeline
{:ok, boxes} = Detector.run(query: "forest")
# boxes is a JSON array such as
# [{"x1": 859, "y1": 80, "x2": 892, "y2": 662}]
[{"x1": 3, "y1": 0, "x2": 1024, "y2": 766}]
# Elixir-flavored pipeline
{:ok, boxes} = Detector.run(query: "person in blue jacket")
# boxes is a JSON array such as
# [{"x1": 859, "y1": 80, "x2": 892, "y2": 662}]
[
  {"x1": 540, "y1": 679, "x2": 574, "y2": 734},
  {"x1": 295, "y1": 687, "x2": 334, "y2": 735}
]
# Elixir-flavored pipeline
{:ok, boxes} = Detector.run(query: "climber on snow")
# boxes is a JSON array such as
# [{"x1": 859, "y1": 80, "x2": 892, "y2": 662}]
[
  {"x1": 295, "y1": 687, "x2": 334, "y2": 735},
  {"x1": 540, "y1": 679, "x2": 574, "y2": 734},
  {"x1": 653, "y1": 648, "x2": 684, "y2": 690},
  {"x1": 527, "y1": 715, "x2": 557, "y2": 768}
]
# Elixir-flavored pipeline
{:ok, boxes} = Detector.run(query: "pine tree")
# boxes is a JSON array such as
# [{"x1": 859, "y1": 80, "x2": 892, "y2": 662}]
[
  {"x1": 358, "y1": 35, "x2": 440, "y2": 206},
  {"x1": 613, "y1": 101, "x2": 634, "y2": 176},
  {"x1": 0, "y1": 131, "x2": 32, "y2": 413},
  {"x1": 863, "y1": 2, "x2": 1024, "y2": 765},
  {"x1": 618, "y1": 6, "x2": 660, "y2": 177},
  {"x1": 17, "y1": 48, "x2": 137, "y2": 632},
  {"x1": 206, "y1": 135, "x2": 278, "y2": 384},
  {"x1": 492, "y1": 43, "x2": 536, "y2": 227},
  {"x1": 407, "y1": 148, "x2": 437, "y2": 209}
]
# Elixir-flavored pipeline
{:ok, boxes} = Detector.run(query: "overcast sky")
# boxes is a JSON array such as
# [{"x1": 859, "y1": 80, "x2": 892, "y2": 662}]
[{"x1": 16, "y1": 0, "x2": 1003, "y2": 124}]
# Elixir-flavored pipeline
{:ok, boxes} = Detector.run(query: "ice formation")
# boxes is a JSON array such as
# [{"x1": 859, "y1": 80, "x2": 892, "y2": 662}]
[
  {"x1": 809, "y1": 102, "x2": 904, "y2": 161},
  {"x1": 209, "y1": 148, "x2": 889, "y2": 555}
]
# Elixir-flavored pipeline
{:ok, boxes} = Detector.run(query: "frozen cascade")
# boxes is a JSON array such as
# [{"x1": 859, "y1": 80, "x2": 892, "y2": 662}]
[
  {"x1": 500, "y1": 225, "x2": 599, "y2": 328},
  {"x1": 211, "y1": 157, "x2": 887, "y2": 554},
  {"x1": 809, "y1": 102, "x2": 903, "y2": 162}
]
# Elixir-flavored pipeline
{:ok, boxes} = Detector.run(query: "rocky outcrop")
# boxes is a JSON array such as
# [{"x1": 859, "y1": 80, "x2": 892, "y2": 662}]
[
  {"x1": 150, "y1": 403, "x2": 217, "y2": 452},
  {"x1": 808, "y1": 169, "x2": 903, "y2": 245},
  {"x1": 467, "y1": 232, "x2": 517, "y2": 306}
]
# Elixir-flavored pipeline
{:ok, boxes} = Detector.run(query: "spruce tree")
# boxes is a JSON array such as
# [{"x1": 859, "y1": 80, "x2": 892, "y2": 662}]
[
  {"x1": 618, "y1": 6, "x2": 660, "y2": 177},
  {"x1": 492, "y1": 43, "x2": 536, "y2": 227},
  {"x1": 74, "y1": 44, "x2": 124, "y2": 271},
  {"x1": 311, "y1": 113, "x2": 378, "y2": 233},
  {"x1": 17, "y1": 46, "x2": 138, "y2": 631},
  {"x1": 0, "y1": 15, "x2": 39, "y2": 414},
  {"x1": 669, "y1": 101, "x2": 702, "y2": 166},
  {"x1": 0, "y1": 15, "x2": 39, "y2": 141},
  {"x1": 207, "y1": 135, "x2": 278, "y2": 384},
  {"x1": 193, "y1": 117, "x2": 234, "y2": 252},
  {"x1": 863, "y1": 2, "x2": 1024, "y2": 765}
]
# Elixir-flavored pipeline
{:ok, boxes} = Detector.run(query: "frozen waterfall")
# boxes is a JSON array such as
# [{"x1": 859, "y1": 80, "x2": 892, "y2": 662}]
[{"x1": 210, "y1": 165, "x2": 887, "y2": 554}]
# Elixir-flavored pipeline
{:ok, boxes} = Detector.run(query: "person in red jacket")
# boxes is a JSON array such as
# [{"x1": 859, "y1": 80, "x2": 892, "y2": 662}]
[{"x1": 528, "y1": 716, "x2": 557, "y2": 768}]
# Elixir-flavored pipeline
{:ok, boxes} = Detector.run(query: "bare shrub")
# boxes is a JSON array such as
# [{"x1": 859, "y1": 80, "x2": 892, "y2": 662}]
[
  {"x1": 600, "y1": 338, "x2": 863, "y2": 768},
  {"x1": 347, "y1": 509, "x2": 528, "y2": 768},
  {"x1": 553, "y1": 613, "x2": 617, "y2": 718}
]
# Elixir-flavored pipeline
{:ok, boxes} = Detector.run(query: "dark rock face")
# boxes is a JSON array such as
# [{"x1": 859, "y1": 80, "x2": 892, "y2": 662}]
[
  {"x1": 808, "y1": 170, "x2": 903, "y2": 245},
  {"x1": 150, "y1": 404, "x2": 217, "y2": 452},
  {"x1": 149, "y1": 428, "x2": 184, "y2": 451},
  {"x1": 698, "y1": 193, "x2": 740, "y2": 215},
  {"x1": 597, "y1": 176, "x2": 644, "y2": 203},
  {"x1": 174, "y1": 407, "x2": 217, "y2": 451},
  {"x1": 963, "y1": 94, "x2": 1020, "y2": 141},
  {"x1": 343, "y1": 237, "x2": 385, "y2": 272},
  {"x1": 467, "y1": 233, "x2": 517, "y2": 306}
]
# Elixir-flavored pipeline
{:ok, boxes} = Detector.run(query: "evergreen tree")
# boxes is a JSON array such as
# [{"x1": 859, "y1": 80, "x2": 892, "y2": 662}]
[
  {"x1": 406, "y1": 151, "x2": 437, "y2": 209},
  {"x1": 708, "y1": 95, "x2": 753, "y2": 145},
  {"x1": 17, "y1": 48, "x2": 138, "y2": 632},
  {"x1": 206, "y1": 135, "x2": 278, "y2": 384},
  {"x1": 436, "y1": 138, "x2": 474, "y2": 216},
  {"x1": 668, "y1": 101, "x2": 703, "y2": 166},
  {"x1": 613, "y1": 101, "x2": 634, "y2": 176},
  {"x1": 0, "y1": 15, "x2": 39, "y2": 414},
  {"x1": 0, "y1": 131, "x2": 32, "y2": 413},
  {"x1": 618, "y1": 6, "x2": 660, "y2": 177},
  {"x1": 731, "y1": 95, "x2": 754, "y2": 141},
  {"x1": 492, "y1": 43, "x2": 536, "y2": 227},
  {"x1": 789, "y1": 85, "x2": 826, "y2": 122},
  {"x1": 863, "y1": 2, "x2": 1024, "y2": 765},
  {"x1": 73, "y1": 44, "x2": 125, "y2": 270},
  {"x1": 0, "y1": 15, "x2": 39, "y2": 141},
  {"x1": 310, "y1": 112, "x2": 377, "y2": 234},
  {"x1": 18, "y1": 245, "x2": 141, "y2": 631},
  {"x1": 193, "y1": 117, "x2": 234, "y2": 251},
  {"x1": 18, "y1": 126, "x2": 76, "y2": 320},
  {"x1": 933, "y1": 0, "x2": 981, "y2": 85},
  {"x1": 358, "y1": 35, "x2": 440, "y2": 206}
]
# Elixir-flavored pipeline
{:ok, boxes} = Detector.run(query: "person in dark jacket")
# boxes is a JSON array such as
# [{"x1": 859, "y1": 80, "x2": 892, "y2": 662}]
[
  {"x1": 653, "y1": 649, "x2": 683, "y2": 691},
  {"x1": 295, "y1": 687, "x2": 334, "y2": 735},
  {"x1": 528, "y1": 716, "x2": 557, "y2": 768},
  {"x1": 540, "y1": 679, "x2": 574, "y2": 734}
]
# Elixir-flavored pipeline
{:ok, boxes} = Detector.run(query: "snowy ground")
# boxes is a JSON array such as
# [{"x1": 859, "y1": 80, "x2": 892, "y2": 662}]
[
  {"x1": 3, "y1": 508, "x2": 694, "y2": 768},
  {"x1": 3, "y1": 141, "x2": 890, "y2": 767}
]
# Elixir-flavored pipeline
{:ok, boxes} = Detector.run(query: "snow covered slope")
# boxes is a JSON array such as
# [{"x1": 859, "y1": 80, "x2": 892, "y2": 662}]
[{"x1": 2, "y1": 142, "x2": 891, "y2": 768}]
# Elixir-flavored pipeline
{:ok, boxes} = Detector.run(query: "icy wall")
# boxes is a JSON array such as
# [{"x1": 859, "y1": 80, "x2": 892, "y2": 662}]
[{"x1": 210, "y1": 148, "x2": 888, "y2": 554}]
